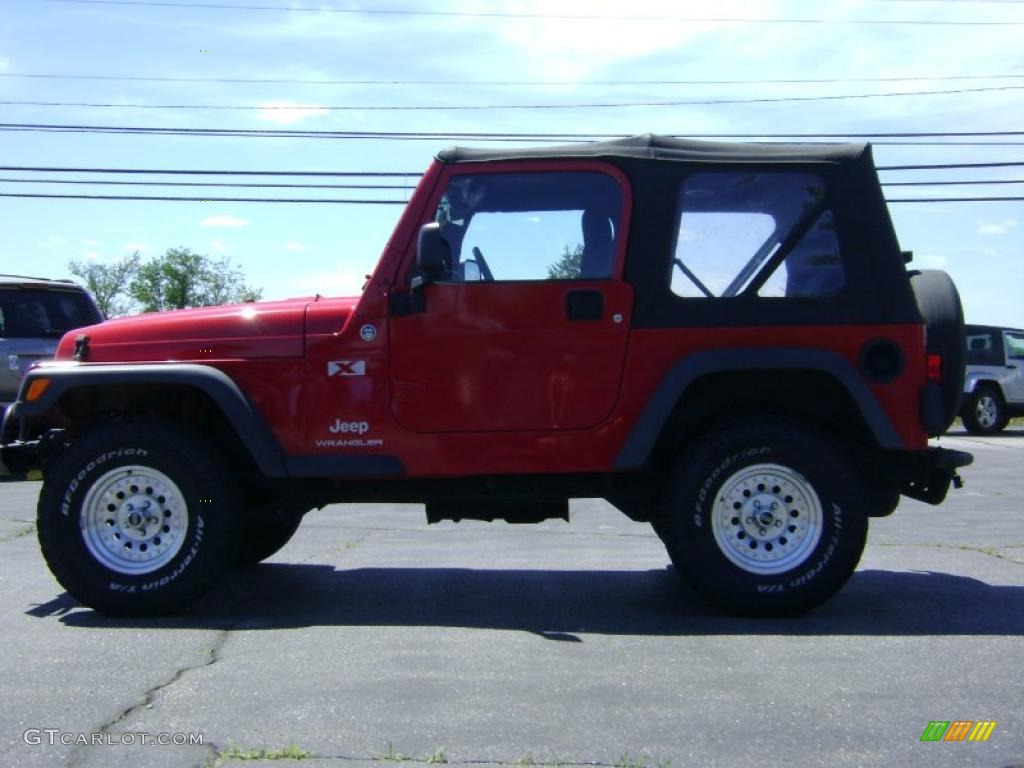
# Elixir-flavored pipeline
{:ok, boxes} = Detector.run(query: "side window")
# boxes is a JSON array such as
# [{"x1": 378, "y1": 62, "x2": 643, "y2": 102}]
[
  {"x1": 966, "y1": 330, "x2": 1001, "y2": 365},
  {"x1": 1006, "y1": 332, "x2": 1024, "y2": 361},
  {"x1": 670, "y1": 172, "x2": 844, "y2": 299},
  {"x1": 432, "y1": 171, "x2": 622, "y2": 282}
]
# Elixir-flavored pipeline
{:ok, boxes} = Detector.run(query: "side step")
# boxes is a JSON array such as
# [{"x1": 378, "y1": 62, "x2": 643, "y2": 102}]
[{"x1": 425, "y1": 501, "x2": 570, "y2": 525}]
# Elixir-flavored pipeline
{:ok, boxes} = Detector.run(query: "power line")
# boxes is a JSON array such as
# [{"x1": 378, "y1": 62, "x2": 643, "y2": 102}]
[
  {"x1": 39, "y1": 0, "x2": 1024, "y2": 25},
  {"x1": 878, "y1": 161, "x2": 1024, "y2": 169},
  {"x1": 886, "y1": 196, "x2": 1024, "y2": 202},
  {"x1": 0, "y1": 177, "x2": 412, "y2": 190},
  {"x1": 3, "y1": 71, "x2": 1024, "y2": 87},
  {"x1": 4, "y1": 123, "x2": 1024, "y2": 143},
  {"x1": 2, "y1": 191, "x2": 1021, "y2": 204},
  {"x1": 0, "y1": 165, "x2": 419, "y2": 177},
  {"x1": 6, "y1": 162, "x2": 1024, "y2": 177},
  {"x1": 880, "y1": 179, "x2": 1024, "y2": 185},
  {"x1": 0, "y1": 192, "x2": 406, "y2": 203},
  {"x1": 4, "y1": 85, "x2": 1023, "y2": 111},
  {"x1": 4, "y1": 176, "x2": 1022, "y2": 190}
]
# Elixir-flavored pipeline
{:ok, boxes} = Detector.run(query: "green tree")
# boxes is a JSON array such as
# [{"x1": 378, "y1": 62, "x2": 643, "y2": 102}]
[
  {"x1": 129, "y1": 247, "x2": 263, "y2": 312},
  {"x1": 546, "y1": 243, "x2": 584, "y2": 280},
  {"x1": 67, "y1": 251, "x2": 142, "y2": 318}
]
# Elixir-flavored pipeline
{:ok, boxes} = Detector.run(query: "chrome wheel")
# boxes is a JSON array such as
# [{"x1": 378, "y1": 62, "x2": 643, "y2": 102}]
[
  {"x1": 975, "y1": 394, "x2": 998, "y2": 429},
  {"x1": 711, "y1": 463, "x2": 823, "y2": 575},
  {"x1": 80, "y1": 466, "x2": 188, "y2": 575}
]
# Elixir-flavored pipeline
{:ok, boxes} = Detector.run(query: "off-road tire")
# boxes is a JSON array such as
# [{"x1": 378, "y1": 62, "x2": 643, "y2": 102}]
[
  {"x1": 658, "y1": 418, "x2": 868, "y2": 616},
  {"x1": 234, "y1": 510, "x2": 303, "y2": 566},
  {"x1": 37, "y1": 420, "x2": 237, "y2": 615},
  {"x1": 962, "y1": 385, "x2": 1007, "y2": 435}
]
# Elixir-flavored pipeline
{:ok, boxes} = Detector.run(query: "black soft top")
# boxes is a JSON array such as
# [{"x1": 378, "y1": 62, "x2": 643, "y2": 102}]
[{"x1": 437, "y1": 134, "x2": 870, "y2": 167}]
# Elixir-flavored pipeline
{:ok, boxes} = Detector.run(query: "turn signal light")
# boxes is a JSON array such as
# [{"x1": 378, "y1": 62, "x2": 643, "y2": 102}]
[
  {"x1": 26, "y1": 378, "x2": 51, "y2": 402},
  {"x1": 926, "y1": 353, "x2": 942, "y2": 382}
]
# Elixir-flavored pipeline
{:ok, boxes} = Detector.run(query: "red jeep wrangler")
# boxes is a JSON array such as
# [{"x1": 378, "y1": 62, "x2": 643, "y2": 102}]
[{"x1": 0, "y1": 136, "x2": 972, "y2": 617}]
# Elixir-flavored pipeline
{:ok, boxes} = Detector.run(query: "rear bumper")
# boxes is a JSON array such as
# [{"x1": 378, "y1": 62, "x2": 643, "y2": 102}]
[{"x1": 900, "y1": 446, "x2": 973, "y2": 505}]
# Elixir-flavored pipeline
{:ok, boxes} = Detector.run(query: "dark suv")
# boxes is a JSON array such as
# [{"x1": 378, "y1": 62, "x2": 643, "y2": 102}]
[
  {"x1": 0, "y1": 275, "x2": 103, "y2": 407},
  {"x1": 1, "y1": 136, "x2": 972, "y2": 617}
]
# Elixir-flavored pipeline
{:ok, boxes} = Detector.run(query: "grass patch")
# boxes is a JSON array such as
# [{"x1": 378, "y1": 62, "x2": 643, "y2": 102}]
[
  {"x1": 208, "y1": 741, "x2": 312, "y2": 765},
  {"x1": 378, "y1": 743, "x2": 448, "y2": 763}
]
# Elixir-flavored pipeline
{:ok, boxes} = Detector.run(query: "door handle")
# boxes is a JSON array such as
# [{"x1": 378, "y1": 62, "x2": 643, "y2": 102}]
[{"x1": 565, "y1": 289, "x2": 603, "y2": 321}]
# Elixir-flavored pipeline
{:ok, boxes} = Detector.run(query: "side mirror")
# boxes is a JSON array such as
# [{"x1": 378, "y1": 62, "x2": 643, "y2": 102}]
[{"x1": 417, "y1": 222, "x2": 449, "y2": 282}]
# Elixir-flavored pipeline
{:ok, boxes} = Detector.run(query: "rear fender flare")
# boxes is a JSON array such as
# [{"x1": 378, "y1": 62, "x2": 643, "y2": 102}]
[{"x1": 615, "y1": 348, "x2": 903, "y2": 469}]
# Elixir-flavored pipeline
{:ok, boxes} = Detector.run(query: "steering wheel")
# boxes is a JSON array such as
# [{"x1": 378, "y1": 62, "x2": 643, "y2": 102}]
[{"x1": 471, "y1": 246, "x2": 495, "y2": 281}]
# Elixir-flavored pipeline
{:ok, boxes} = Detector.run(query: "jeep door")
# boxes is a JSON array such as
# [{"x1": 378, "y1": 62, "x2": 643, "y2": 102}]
[
  {"x1": 1002, "y1": 330, "x2": 1024, "y2": 403},
  {"x1": 388, "y1": 164, "x2": 633, "y2": 433}
]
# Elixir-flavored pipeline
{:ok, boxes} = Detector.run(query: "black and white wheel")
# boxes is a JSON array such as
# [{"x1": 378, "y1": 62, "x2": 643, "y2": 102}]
[
  {"x1": 962, "y1": 386, "x2": 1007, "y2": 435},
  {"x1": 658, "y1": 418, "x2": 868, "y2": 616},
  {"x1": 37, "y1": 420, "x2": 237, "y2": 615}
]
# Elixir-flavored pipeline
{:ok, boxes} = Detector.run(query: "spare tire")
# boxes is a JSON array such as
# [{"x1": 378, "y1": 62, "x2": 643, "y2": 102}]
[{"x1": 909, "y1": 270, "x2": 965, "y2": 435}]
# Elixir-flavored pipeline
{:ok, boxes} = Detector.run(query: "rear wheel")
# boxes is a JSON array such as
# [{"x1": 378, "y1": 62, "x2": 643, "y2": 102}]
[
  {"x1": 657, "y1": 418, "x2": 868, "y2": 616},
  {"x1": 37, "y1": 420, "x2": 237, "y2": 615},
  {"x1": 962, "y1": 386, "x2": 1007, "y2": 435}
]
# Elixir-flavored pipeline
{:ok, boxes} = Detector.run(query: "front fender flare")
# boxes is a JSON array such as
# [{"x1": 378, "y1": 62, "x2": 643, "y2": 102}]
[{"x1": 9, "y1": 362, "x2": 287, "y2": 478}]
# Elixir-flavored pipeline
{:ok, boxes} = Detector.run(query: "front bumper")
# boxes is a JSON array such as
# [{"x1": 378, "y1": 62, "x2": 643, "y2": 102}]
[{"x1": 0, "y1": 402, "x2": 28, "y2": 476}]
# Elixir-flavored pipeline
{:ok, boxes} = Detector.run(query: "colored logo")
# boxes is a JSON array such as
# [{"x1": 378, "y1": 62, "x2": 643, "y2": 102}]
[
  {"x1": 920, "y1": 720, "x2": 997, "y2": 742},
  {"x1": 359, "y1": 324, "x2": 377, "y2": 342}
]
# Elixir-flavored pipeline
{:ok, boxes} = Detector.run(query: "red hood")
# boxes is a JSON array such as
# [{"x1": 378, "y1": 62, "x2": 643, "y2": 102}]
[{"x1": 55, "y1": 297, "x2": 357, "y2": 362}]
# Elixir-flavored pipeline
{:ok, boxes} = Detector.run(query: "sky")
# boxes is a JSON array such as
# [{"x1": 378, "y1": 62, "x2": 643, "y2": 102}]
[{"x1": 0, "y1": 0, "x2": 1021, "y2": 326}]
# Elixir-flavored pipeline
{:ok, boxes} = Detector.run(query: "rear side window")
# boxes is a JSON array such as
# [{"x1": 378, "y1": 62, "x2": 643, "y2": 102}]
[
  {"x1": 965, "y1": 329, "x2": 1002, "y2": 365},
  {"x1": 0, "y1": 289, "x2": 100, "y2": 338},
  {"x1": 432, "y1": 171, "x2": 623, "y2": 282},
  {"x1": 670, "y1": 172, "x2": 844, "y2": 299}
]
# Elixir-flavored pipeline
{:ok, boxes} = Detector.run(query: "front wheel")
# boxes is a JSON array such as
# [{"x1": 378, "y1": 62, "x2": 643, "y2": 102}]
[
  {"x1": 657, "y1": 418, "x2": 868, "y2": 616},
  {"x1": 234, "y1": 508, "x2": 303, "y2": 566},
  {"x1": 37, "y1": 420, "x2": 238, "y2": 615},
  {"x1": 962, "y1": 386, "x2": 1007, "y2": 435}
]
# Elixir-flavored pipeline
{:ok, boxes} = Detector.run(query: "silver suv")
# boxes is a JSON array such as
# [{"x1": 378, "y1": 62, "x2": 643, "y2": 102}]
[
  {"x1": 0, "y1": 275, "x2": 104, "y2": 407},
  {"x1": 962, "y1": 324, "x2": 1024, "y2": 434}
]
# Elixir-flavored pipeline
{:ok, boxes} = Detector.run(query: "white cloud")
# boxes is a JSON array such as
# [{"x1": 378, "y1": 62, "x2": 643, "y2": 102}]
[
  {"x1": 83, "y1": 238, "x2": 101, "y2": 246},
  {"x1": 208, "y1": 240, "x2": 230, "y2": 254},
  {"x1": 256, "y1": 101, "x2": 329, "y2": 125},
  {"x1": 83, "y1": 250, "x2": 103, "y2": 262},
  {"x1": 976, "y1": 219, "x2": 1017, "y2": 237},
  {"x1": 284, "y1": 241, "x2": 306, "y2": 252},
  {"x1": 201, "y1": 214, "x2": 249, "y2": 228},
  {"x1": 41, "y1": 235, "x2": 68, "y2": 248},
  {"x1": 123, "y1": 242, "x2": 153, "y2": 254}
]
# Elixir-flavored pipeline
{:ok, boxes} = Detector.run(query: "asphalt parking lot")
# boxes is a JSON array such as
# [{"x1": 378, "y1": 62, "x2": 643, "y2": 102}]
[{"x1": 1, "y1": 428, "x2": 1021, "y2": 768}]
